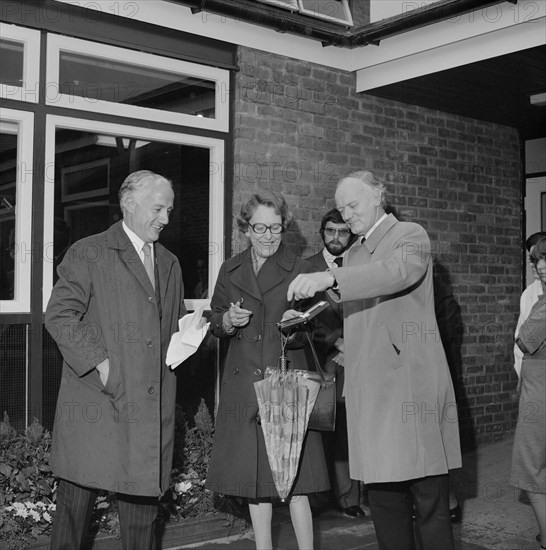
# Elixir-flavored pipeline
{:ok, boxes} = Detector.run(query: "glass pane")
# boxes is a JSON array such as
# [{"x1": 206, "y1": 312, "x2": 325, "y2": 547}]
[
  {"x1": 0, "y1": 123, "x2": 17, "y2": 300},
  {"x1": 0, "y1": 39, "x2": 24, "y2": 86},
  {"x1": 59, "y1": 52, "x2": 216, "y2": 118},
  {"x1": 53, "y1": 128, "x2": 210, "y2": 299}
]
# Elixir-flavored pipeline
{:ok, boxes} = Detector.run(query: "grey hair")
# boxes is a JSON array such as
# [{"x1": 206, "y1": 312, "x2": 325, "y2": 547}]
[
  {"x1": 118, "y1": 170, "x2": 172, "y2": 210},
  {"x1": 237, "y1": 190, "x2": 293, "y2": 232},
  {"x1": 340, "y1": 170, "x2": 387, "y2": 208}
]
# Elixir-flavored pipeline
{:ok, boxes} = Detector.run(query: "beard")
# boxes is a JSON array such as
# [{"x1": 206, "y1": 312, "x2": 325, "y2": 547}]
[{"x1": 325, "y1": 240, "x2": 346, "y2": 256}]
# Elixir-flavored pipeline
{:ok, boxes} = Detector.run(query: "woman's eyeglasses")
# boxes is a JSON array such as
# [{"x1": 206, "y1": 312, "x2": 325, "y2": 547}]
[
  {"x1": 250, "y1": 223, "x2": 284, "y2": 234},
  {"x1": 324, "y1": 227, "x2": 350, "y2": 237}
]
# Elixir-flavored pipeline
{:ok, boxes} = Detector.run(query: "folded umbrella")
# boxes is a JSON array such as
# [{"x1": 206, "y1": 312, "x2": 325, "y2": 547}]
[{"x1": 254, "y1": 337, "x2": 320, "y2": 500}]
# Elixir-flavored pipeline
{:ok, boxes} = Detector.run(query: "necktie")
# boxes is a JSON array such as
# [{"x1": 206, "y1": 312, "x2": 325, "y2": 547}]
[
  {"x1": 333, "y1": 256, "x2": 343, "y2": 267},
  {"x1": 142, "y1": 243, "x2": 155, "y2": 289}
]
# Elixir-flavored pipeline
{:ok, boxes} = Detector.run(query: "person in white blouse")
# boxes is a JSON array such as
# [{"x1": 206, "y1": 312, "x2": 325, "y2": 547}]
[{"x1": 514, "y1": 232, "x2": 546, "y2": 377}]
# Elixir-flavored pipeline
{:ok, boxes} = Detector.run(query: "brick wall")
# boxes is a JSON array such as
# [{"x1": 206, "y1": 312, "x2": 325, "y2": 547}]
[{"x1": 231, "y1": 46, "x2": 522, "y2": 448}]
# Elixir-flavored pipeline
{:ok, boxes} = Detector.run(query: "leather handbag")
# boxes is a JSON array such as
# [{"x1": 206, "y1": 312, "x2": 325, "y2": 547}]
[{"x1": 304, "y1": 331, "x2": 336, "y2": 431}]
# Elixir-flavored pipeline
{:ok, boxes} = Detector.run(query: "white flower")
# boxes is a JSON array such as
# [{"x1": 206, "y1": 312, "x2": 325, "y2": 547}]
[
  {"x1": 43, "y1": 511, "x2": 52, "y2": 523},
  {"x1": 29, "y1": 510, "x2": 41, "y2": 522},
  {"x1": 174, "y1": 481, "x2": 192, "y2": 494}
]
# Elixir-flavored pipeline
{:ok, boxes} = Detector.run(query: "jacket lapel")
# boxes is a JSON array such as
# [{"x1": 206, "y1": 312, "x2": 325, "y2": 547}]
[
  {"x1": 259, "y1": 243, "x2": 295, "y2": 296},
  {"x1": 155, "y1": 243, "x2": 175, "y2": 304},
  {"x1": 107, "y1": 221, "x2": 157, "y2": 295},
  {"x1": 229, "y1": 247, "x2": 262, "y2": 301},
  {"x1": 364, "y1": 214, "x2": 398, "y2": 254}
]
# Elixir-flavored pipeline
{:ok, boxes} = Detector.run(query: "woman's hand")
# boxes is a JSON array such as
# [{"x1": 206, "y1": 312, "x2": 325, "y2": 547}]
[{"x1": 224, "y1": 298, "x2": 252, "y2": 331}]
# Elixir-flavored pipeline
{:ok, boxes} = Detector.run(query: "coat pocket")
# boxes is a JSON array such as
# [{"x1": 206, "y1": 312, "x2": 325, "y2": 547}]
[
  {"x1": 100, "y1": 353, "x2": 123, "y2": 401},
  {"x1": 375, "y1": 324, "x2": 404, "y2": 369}
]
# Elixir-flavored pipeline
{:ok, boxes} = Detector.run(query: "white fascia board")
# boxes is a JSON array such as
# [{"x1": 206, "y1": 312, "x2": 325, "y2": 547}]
[
  {"x1": 355, "y1": 16, "x2": 546, "y2": 92},
  {"x1": 53, "y1": 0, "x2": 352, "y2": 70},
  {"x1": 352, "y1": 0, "x2": 545, "y2": 70}
]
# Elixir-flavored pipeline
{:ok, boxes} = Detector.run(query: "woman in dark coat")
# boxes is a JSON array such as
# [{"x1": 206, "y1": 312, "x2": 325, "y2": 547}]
[{"x1": 206, "y1": 191, "x2": 329, "y2": 550}]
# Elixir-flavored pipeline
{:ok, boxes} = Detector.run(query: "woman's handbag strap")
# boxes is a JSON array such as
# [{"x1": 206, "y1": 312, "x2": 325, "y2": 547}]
[{"x1": 304, "y1": 330, "x2": 328, "y2": 384}]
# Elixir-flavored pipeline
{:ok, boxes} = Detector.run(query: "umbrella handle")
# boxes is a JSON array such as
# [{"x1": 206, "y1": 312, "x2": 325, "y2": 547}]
[{"x1": 279, "y1": 347, "x2": 288, "y2": 375}]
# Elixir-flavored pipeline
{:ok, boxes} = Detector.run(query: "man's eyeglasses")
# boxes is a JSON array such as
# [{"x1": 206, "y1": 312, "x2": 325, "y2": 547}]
[
  {"x1": 324, "y1": 227, "x2": 350, "y2": 237},
  {"x1": 250, "y1": 223, "x2": 284, "y2": 234}
]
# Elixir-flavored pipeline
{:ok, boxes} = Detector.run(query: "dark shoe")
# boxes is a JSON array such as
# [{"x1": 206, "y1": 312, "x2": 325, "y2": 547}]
[
  {"x1": 343, "y1": 505, "x2": 365, "y2": 518},
  {"x1": 450, "y1": 504, "x2": 462, "y2": 524}
]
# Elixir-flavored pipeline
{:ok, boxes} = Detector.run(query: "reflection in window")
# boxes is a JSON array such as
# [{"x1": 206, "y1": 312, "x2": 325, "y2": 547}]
[
  {"x1": 0, "y1": 124, "x2": 17, "y2": 300},
  {"x1": 53, "y1": 129, "x2": 211, "y2": 298},
  {"x1": 0, "y1": 39, "x2": 24, "y2": 87},
  {"x1": 59, "y1": 52, "x2": 216, "y2": 118}
]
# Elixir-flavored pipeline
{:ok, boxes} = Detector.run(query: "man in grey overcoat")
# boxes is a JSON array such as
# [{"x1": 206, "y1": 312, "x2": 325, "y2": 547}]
[
  {"x1": 45, "y1": 170, "x2": 186, "y2": 550},
  {"x1": 288, "y1": 171, "x2": 462, "y2": 550}
]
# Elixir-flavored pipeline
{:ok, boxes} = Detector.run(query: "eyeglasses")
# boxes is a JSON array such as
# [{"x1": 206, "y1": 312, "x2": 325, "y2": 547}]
[
  {"x1": 324, "y1": 227, "x2": 350, "y2": 237},
  {"x1": 250, "y1": 223, "x2": 284, "y2": 234}
]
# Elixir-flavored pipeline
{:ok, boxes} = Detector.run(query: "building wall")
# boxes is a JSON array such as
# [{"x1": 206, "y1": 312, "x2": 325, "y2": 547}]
[{"x1": 232, "y1": 46, "x2": 522, "y2": 448}]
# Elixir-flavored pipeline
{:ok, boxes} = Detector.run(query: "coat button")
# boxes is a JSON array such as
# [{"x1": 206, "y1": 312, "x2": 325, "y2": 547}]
[
  {"x1": 148, "y1": 296, "x2": 153, "y2": 302},
  {"x1": 148, "y1": 387, "x2": 155, "y2": 394},
  {"x1": 256, "y1": 334, "x2": 262, "y2": 341},
  {"x1": 254, "y1": 369, "x2": 262, "y2": 376},
  {"x1": 233, "y1": 367, "x2": 239, "y2": 375},
  {"x1": 147, "y1": 340, "x2": 153, "y2": 347}
]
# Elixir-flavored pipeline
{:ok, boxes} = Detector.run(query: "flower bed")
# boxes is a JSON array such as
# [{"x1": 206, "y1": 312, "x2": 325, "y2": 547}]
[{"x1": 0, "y1": 401, "x2": 246, "y2": 550}]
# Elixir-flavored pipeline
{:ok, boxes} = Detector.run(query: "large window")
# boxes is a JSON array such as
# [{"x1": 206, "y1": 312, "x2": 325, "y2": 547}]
[
  {"x1": 43, "y1": 116, "x2": 225, "y2": 312},
  {"x1": 47, "y1": 35, "x2": 230, "y2": 132},
  {"x1": 0, "y1": 109, "x2": 33, "y2": 312}
]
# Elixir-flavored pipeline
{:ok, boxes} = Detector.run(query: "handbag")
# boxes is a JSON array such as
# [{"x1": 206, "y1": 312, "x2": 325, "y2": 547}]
[
  {"x1": 263, "y1": 329, "x2": 336, "y2": 432},
  {"x1": 304, "y1": 331, "x2": 336, "y2": 431}
]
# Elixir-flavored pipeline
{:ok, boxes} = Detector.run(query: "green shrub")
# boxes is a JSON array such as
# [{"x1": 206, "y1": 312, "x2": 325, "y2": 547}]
[
  {"x1": 0, "y1": 403, "x2": 245, "y2": 550},
  {"x1": 0, "y1": 413, "x2": 56, "y2": 550}
]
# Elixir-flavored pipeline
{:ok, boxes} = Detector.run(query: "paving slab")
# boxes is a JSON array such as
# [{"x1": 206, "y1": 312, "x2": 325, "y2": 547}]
[{"x1": 169, "y1": 437, "x2": 540, "y2": 550}]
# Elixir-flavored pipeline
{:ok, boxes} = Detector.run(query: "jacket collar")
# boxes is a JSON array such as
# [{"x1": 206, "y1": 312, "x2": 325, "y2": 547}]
[
  {"x1": 228, "y1": 242, "x2": 296, "y2": 300},
  {"x1": 364, "y1": 214, "x2": 398, "y2": 254}
]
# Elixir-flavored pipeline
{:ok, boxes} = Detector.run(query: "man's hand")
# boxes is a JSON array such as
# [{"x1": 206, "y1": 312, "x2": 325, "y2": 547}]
[
  {"x1": 280, "y1": 309, "x2": 302, "y2": 323},
  {"x1": 96, "y1": 358, "x2": 110, "y2": 386},
  {"x1": 287, "y1": 271, "x2": 335, "y2": 301}
]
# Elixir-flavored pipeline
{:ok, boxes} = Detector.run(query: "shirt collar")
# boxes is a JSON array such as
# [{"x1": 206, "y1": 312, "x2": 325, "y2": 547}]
[
  {"x1": 365, "y1": 213, "x2": 388, "y2": 241},
  {"x1": 122, "y1": 221, "x2": 152, "y2": 258},
  {"x1": 322, "y1": 248, "x2": 340, "y2": 269}
]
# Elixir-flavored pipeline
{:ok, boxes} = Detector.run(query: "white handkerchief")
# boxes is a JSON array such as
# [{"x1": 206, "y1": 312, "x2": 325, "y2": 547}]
[{"x1": 166, "y1": 304, "x2": 211, "y2": 369}]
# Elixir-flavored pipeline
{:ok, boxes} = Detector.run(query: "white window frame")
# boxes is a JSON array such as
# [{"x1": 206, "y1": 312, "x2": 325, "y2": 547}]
[
  {"x1": 0, "y1": 109, "x2": 34, "y2": 313},
  {"x1": 46, "y1": 34, "x2": 230, "y2": 133},
  {"x1": 43, "y1": 115, "x2": 225, "y2": 312},
  {"x1": 0, "y1": 23, "x2": 41, "y2": 103}
]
